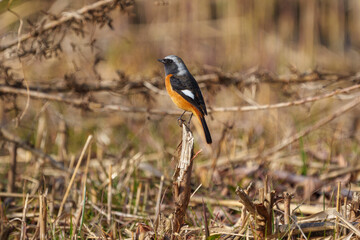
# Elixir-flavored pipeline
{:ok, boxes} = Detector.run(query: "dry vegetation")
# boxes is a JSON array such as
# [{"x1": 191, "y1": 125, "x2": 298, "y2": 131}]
[{"x1": 1, "y1": 0, "x2": 360, "y2": 239}]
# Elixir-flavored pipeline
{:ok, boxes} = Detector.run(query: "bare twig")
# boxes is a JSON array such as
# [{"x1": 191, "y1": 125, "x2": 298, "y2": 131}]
[
  {"x1": 336, "y1": 182, "x2": 341, "y2": 237},
  {"x1": 88, "y1": 201, "x2": 146, "y2": 221},
  {"x1": 107, "y1": 164, "x2": 112, "y2": 225},
  {"x1": 0, "y1": 128, "x2": 65, "y2": 171},
  {"x1": 5, "y1": 69, "x2": 360, "y2": 95},
  {"x1": 71, "y1": 142, "x2": 92, "y2": 239},
  {"x1": 264, "y1": 97, "x2": 360, "y2": 156},
  {"x1": 133, "y1": 182, "x2": 142, "y2": 215},
  {"x1": 6, "y1": 1, "x2": 24, "y2": 51},
  {"x1": 209, "y1": 83, "x2": 360, "y2": 113},
  {"x1": 7, "y1": 143, "x2": 17, "y2": 193},
  {"x1": 39, "y1": 194, "x2": 46, "y2": 240},
  {"x1": 14, "y1": 77, "x2": 30, "y2": 125},
  {"x1": 235, "y1": 186, "x2": 269, "y2": 237},
  {"x1": 320, "y1": 166, "x2": 360, "y2": 181},
  {"x1": 227, "y1": 97, "x2": 360, "y2": 164},
  {"x1": 20, "y1": 193, "x2": 29, "y2": 240},
  {"x1": 57, "y1": 135, "x2": 93, "y2": 219},
  {"x1": 0, "y1": 0, "x2": 132, "y2": 52},
  {"x1": 154, "y1": 175, "x2": 164, "y2": 232},
  {"x1": 283, "y1": 192, "x2": 291, "y2": 225},
  {"x1": 1, "y1": 83, "x2": 359, "y2": 115},
  {"x1": 192, "y1": 195, "x2": 324, "y2": 215},
  {"x1": 274, "y1": 209, "x2": 360, "y2": 238},
  {"x1": 202, "y1": 199, "x2": 209, "y2": 239}
]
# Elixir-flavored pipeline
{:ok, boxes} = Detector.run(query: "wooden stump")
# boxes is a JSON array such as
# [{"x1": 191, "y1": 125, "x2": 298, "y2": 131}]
[{"x1": 171, "y1": 124, "x2": 194, "y2": 238}]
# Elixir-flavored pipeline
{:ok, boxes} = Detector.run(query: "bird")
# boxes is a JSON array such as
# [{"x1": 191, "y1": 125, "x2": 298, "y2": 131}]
[{"x1": 158, "y1": 55, "x2": 212, "y2": 144}]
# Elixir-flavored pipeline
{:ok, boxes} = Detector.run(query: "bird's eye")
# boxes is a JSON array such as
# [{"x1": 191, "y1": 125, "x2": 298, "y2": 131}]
[{"x1": 165, "y1": 59, "x2": 173, "y2": 63}]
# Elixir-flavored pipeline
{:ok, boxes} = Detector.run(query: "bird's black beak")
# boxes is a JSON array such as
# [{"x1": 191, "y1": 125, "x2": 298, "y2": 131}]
[{"x1": 157, "y1": 59, "x2": 165, "y2": 64}]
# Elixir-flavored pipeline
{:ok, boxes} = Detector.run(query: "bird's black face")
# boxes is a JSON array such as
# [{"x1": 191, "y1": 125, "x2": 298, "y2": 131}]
[
  {"x1": 157, "y1": 58, "x2": 172, "y2": 64},
  {"x1": 158, "y1": 58, "x2": 179, "y2": 76}
]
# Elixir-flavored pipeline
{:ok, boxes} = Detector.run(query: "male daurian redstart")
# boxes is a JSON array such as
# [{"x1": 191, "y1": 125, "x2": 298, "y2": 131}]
[{"x1": 158, "y1": 55, "x2": 212, "y2": 144}]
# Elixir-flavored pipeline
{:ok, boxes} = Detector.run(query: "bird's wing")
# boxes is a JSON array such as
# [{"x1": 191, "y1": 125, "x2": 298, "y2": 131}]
[{"x1": 170, "y1": 75, "x2": 207, "y2": 115}]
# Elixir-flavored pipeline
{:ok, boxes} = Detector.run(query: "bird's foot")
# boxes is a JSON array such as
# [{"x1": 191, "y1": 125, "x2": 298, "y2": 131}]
[{"x1": 177, "y1": 117, "x2": 185, "y2": 127}]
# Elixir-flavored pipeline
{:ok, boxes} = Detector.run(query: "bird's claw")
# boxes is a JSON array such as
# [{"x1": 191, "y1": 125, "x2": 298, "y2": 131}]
[{"x1": 177, "y1": 117, "x2": 185, "y2": 126}]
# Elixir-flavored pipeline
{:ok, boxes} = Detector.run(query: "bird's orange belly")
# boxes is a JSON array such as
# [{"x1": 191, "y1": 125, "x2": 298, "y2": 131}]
[
  {"x1": 171, "y1": 92, "x2": 195, "y2": 112},
  {"x1": 165, "y1": 74, "x2": 200, "y2": 115}
]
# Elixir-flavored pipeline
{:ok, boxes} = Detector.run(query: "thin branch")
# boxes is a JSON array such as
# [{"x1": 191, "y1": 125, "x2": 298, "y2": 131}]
[
  {"x1": 210, "y1": 84, "x2": 360, "y2": 112},
  {"x1": 228, "y1": 96, "x2": 360, "y2": 164},
  {"x1": 1, "y1": 83, "x2": 360, "y2": 115},
  {"x1": 17, "y1": 80, "x2": 129, "y2": 93},
  {"x1": 6, "y1": 4, "x2": 24, "y2": 52},
  {"x1": 20, "y1": 193, "x2": 29, "y2": 240},
  {"x1": 8, "y1": 69, "x2": 360, "y2": 94},
  {"x1": 0, "y1": 0, "x2": 131, "y2": 52},
  {"x1": 57, "y1": 135, "x2": 92, "y2": 218},
  {"x1": 260, "y1": 97, "x2": 360, "y2": 157},
  {"x1": 0, "y1": 128, "x2": 66, "y2": 171}
]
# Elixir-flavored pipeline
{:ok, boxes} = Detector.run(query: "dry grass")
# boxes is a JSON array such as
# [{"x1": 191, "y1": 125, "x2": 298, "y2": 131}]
[{"x1": 1, "y1": 0, "x2": 360, "y2": 239}]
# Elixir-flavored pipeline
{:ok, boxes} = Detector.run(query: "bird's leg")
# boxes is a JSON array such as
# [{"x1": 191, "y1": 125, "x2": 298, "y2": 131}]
[
  {"x1": 177, "y1": 110, "x2": 186, "y2": 126},
  {"x1": 179, "y1": 110, "x2": 186, "y2": 120},
  {"x1": 187, "y1": 113, "x2": 193, "y2": 126}
]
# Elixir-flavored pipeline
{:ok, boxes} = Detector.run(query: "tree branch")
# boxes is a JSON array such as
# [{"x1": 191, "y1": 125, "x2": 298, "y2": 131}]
[
  {"x1": 0, "y1": 0, "x2": 133, "y2": 52},
  {"x1": 1, "y1": 83, "x2": 359, "y2": 115}
]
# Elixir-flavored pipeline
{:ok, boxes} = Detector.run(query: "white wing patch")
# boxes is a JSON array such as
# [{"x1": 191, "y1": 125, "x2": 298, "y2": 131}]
[{"x1": 181, "y1": 90, "x2": 195, "y2": 99}]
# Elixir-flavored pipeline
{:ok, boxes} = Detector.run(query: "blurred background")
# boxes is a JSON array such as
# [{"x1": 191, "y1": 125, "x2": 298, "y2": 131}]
[
  {"x1": 1, "y1": 0, "x2": 360, "y2": 236},
  {"x1": 3, "y1": 0, "x2": 360, "y2": 71}
]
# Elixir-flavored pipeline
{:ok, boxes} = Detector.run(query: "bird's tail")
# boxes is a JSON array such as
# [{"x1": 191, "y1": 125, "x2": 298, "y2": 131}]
[{"x1": 199, "y1": 115, "x2": 212, "y2": 144}]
